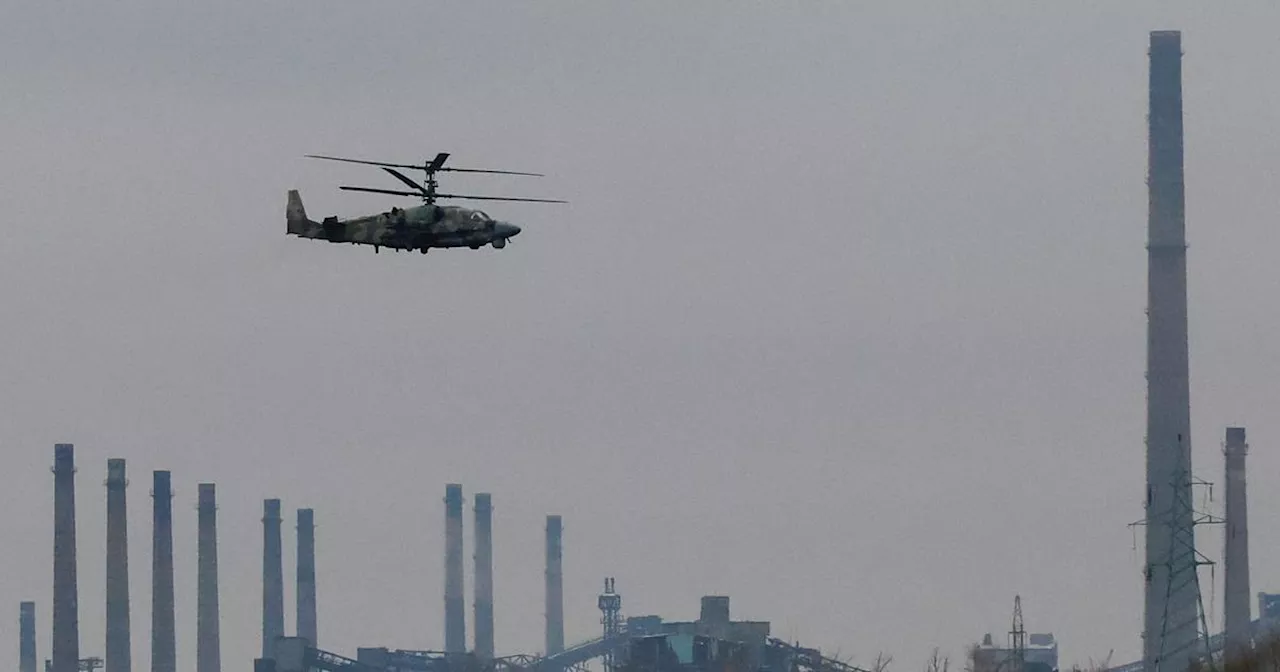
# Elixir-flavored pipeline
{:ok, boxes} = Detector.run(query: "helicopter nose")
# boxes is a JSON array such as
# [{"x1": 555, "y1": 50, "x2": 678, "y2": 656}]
[{"x1": 498, "y1": 222, "x2": 521, "y2": 238}]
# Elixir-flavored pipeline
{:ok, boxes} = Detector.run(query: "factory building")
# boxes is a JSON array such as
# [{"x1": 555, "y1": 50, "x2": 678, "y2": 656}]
[
  {"x1": 1261, "y1": 593, "x2": 1280, "y2": 621},
  {"x1": 971, "y1": 634, "x2": 1059, "y2": 672},
  {"x1": 1260, "y1": 593, "x2": 1280, "y2": 638},
  {"x1": 624, "y1": 596, "x2": 771, "y2": 670}
]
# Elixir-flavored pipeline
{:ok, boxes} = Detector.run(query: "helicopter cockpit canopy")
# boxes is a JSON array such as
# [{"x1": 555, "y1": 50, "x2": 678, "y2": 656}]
[{"x1": 470, "y1": 210, "x2": 492, "y2": 222}]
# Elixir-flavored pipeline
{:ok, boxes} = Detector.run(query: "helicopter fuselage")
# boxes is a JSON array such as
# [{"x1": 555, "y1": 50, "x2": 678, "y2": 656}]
[{"x1": 286, "y1": 190, "x2": 521, "y2": 252}]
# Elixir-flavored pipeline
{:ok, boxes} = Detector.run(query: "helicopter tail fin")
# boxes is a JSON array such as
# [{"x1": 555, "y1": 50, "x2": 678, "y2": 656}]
[{"x1": 286, "y1": 189, "x2": 311, "y2": 235}]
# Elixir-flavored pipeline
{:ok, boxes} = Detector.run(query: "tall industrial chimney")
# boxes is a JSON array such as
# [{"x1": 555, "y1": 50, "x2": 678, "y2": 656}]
[
  {"x1": 296, "y1": 509, "x2": 317, "y2": 648},
  {"x1": 197, "y1": 484, "x2": 221, "y2": 672},
  {"x1": 1223, "y1": 428, "x2": 1251, "y2": 659},
  {"x1": 444, "y1": 484, "x2": 466, "y2": 654},
  {"x1": 473, "y1": 494, "x2": 494, "y2": 659},
  {"x1": 262, "y1": 499, "x2": 284, "y2": 660},
  {"x1": 20, "y1": 601, "x2": 37, "y2": 672},
  {"x1": 1142, "y1": 30, "x2": 1203, "y2": 672},
  {"x1": 106, "y1": 459, "x2": 131, "y2": 672},
  {"x1": 545, "y1": 515, "x2": 564, "y2": 656},
  {"x1": 52, "y1": 444, "x2": 80, "y2": 672},
  {"x1": 151, "y1": 471, "x2": 176, "y2": 672}
]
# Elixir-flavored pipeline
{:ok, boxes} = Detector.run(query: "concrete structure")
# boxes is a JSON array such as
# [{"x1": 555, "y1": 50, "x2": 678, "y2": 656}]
[
  {"x1": 1223, "y1": 428, "x2": 1251, "y2": 659},
  {"x1": 1261, "y1": 593, "x2": 1280, "y2": 621},
  {"x1": 21, "y1": 601, "x2": 37, "y2": 672},
  {"x1": 629, "y1": 596, "x2": 771, "y2": 670},
  {"x1": 973, "y1": 633, "x2": 1059, "y2": 672},
  {"x1": 197, "y1": 484, "x2": 221, "y2": 672},
  {"x1": 297, "y1": 509, "x2": 317, "y2": 648},
  {"x1": 444, "y1": 484, "x2": 466, "y2": 654},
  {"x1": 473, "y1": 493, "x2": 494, "y2": 659},
  {"x1": 700, "y1": 597, "x2": 730, "y2": 627},
  {"x1": 545, "y1": 514, "x2": 564, "y2": 656},
  {"x1": 52, "y1": 444, "x2": 80, "y2": 672},
  {"x1": 105, "y1": 459, "x2": 131, "y2": 672},
  {"x1": 268, "y1": 638, "x2": 308, "y2": 672},
  {"x1": 151, "y1": 471, "x2": 176, "y2": 672},
  {"x1": 665, "y1": 596, "x2": 770, "y2": 644},
  {"x1": 1142, "y1": 30, "x2": 1204, "y2": 672},
  {"x1": 1260, "y1": 593, "x2": 1280, "y2": 638},
  {"x1": 262, "y1": 499, "x2": 285, "y2": 660}
]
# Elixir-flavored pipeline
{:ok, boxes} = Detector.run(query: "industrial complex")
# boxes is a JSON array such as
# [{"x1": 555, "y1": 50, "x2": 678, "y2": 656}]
[
  {"x1": 11, "y1": 29, "x2": 1280, "y2": 672},
  {"x1": 22, "y1": 447, "x2": 872, "y2": 672}
]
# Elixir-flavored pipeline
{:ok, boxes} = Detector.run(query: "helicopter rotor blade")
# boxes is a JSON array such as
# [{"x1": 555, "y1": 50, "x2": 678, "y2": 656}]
[
  {"x1": 308, "y1": 155, "x2": 424, "y2": 170},
  {"x1": 438, "y1": 167, "x2": 545, "y2": 177},
  {"x1": 338, "y1": 186, "x2": 424, "y2": 198},
  {"x1": 435, "y1": 192, "x2": 568, "y2": 204},
  {"x1": 380, "y1": 167, "x2": 430, "y2": 195},
  {"x1": 308, "y1": 154, "x2": 544, "y2": 176}
]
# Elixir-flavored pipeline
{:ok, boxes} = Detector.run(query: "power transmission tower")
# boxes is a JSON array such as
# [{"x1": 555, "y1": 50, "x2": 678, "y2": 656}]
[{"x1": 1132, "y1": 458, "x2": 1223, "y2": 672}]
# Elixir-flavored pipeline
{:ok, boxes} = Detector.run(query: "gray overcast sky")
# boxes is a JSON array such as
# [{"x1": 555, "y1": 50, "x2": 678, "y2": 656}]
[{"x1": 3, "y1": 2, "x2": 1280, "y2": 671}]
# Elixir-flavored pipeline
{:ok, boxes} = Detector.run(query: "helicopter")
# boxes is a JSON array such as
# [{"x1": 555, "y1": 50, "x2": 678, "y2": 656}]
[{"x1": 286, "y1": 152, "x2": 565, "y2": 254}]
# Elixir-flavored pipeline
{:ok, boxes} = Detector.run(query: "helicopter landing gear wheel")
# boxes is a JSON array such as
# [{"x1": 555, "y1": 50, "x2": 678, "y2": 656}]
[{"x1": 420, "y1": 247, "x2": 429, "y2": 254}]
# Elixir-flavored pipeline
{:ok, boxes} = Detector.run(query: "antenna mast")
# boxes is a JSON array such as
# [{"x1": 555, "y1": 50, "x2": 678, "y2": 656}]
[
  {"x1": 598, "y1": 578, "x2": 623, "y2": 672},
  {"x1": 1009, "y1": 596, "x2": 1026, "y2": 672}
]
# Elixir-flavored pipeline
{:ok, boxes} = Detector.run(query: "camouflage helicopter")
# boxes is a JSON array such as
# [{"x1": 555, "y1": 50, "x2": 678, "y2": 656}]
[{"x1": 286, "y1": 152, "x2": 565, "y2": 254}]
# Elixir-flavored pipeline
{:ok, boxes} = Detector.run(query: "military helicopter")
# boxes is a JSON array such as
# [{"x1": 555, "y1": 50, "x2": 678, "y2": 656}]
[{"x1": 286, "y1": 152, "x2": 565, "y2": 254}]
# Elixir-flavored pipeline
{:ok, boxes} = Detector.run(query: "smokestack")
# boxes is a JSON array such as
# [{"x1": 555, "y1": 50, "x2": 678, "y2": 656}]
[
  {"x1": 151, "y1": 471, "x2": 176, "y2": 672},
  {"x1": 296, "y1": 509, "x2": 317, "y2": 648},
  {"x1": 197, "y1": 484, "x2": 221, "y2": 672},
  {"x1": 1223, "y1": 428, "x2": 1251, "y2": 659},
  {"x1": 444, "y1": 484, "x2": 466, "y2": 653},
  {"x1": 21, "y1": 601, "x2": 37, "y2": 672},
  {"x1": 106, "y1": 459, "x2": 132, "y2": 672},
  {"x1": 545, "y1": 515, "x2": 563, "y2": 656},
  {"x1": 262, "y1": 499, "x2": 284, "y2": 660},
  {"x1": 473, "y1": 494, "x2": 494, "y2": 659},
  {"x1": 1142, "y1": 31, "x2": 1201, "y2": 672},
  {"x1": 52, "y1": 444, "x2": 80, "y2": 672}
]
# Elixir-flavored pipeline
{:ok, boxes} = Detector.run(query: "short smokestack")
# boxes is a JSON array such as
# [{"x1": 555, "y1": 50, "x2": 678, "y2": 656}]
[
  {"x1": 20, "y1": 601, "x2": 37, "y2": 672},
  {"x1": 473, "y1": 494, "x2": 494, "y2": 659},
  {"x1": 197, "y1": 484, "x2": 221, "y2": 672},
  {"x1": 296, "y1": 509, "x2": 317, "y2": 648},
  {"x1": 262, "y1": 499, "x2": 284, "y2": 660},
  {"x1": 106, "y1": 459, "x2": 131, "y2": 672},
  {"x1": 52, "y1": 444, "x2": 80, "y2": 672},
  {"x1": 444, "y1": 484, "x2": 466, "y2": 653},
  {"x1": 151, "y1": 471, "x2": 176, "y2": 672},
  {"x1": 1224, "y1": 427, "x2": 1251, "y2": 659},
  {"x1": 545, "y1": 515, "x2": 564, "y2": 656}
]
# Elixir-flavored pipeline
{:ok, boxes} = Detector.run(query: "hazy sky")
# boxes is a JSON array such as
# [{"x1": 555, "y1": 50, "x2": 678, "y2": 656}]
[{"x1": 3, "y1": 2, "x2": 1280, "y2": 671}]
